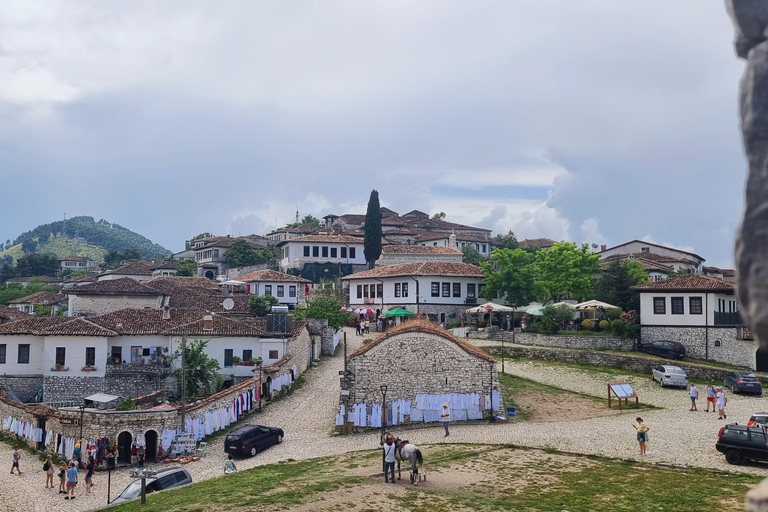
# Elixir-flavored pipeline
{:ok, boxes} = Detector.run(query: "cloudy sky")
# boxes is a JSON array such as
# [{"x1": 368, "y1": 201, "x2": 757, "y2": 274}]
[{"x1": 0, "y1": 1, "x2": 746, "y2": 266}]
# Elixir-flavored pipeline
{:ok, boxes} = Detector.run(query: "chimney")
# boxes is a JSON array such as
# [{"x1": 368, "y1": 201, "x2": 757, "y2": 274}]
[
  {"x1": 203, "y1": 315, "x2": 213, "y2": 331},
  {"x1": 163, "y1": 306, "x2": 171, "y2": 320},
  {"x1": 600, "y1": 245, "x2": 606, "y2": 252}
]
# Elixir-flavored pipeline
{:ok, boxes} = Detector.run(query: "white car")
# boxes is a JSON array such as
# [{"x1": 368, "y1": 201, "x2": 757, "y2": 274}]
[{"x1": 651, "y1": 365, "x2": 688, "y2": 388}]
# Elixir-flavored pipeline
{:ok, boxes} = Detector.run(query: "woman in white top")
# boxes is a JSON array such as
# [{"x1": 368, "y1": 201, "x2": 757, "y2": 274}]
[{"x1": 716, "y1": 387, "x2": 727, "y2": 420}]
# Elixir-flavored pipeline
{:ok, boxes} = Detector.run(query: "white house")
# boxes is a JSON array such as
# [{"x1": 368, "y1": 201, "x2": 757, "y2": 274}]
[
  {"x1": 376, "y1": 245, "x2": 463, "y2": 267},
  {"x1": 192, "y1": 235, "x2": 272, "y2": 279},
  {"x1": 632, "y1": 274, "x2": 757, "y2": 369},
  {"x1": 58, "y1": 256, "x2": 99, "y2": 273},
  {"x1": 599, "y1": 240, "x2": 705, "y2": 274},
  {"x1": 276, "y1": 235, "x2": 367, "y2": 270},
  {"x1": 237, "y1": 270, "x2": 311, "y2": 307},
  {"x1": 342, "y1": 262, "x2": 485, "y2": 324},
  {"x1": 415, "y1": 233, "x2": 495, "y2": 258}
]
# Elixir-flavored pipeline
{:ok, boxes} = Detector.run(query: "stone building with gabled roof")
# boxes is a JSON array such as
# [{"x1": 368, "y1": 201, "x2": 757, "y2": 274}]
[
  {"x1": 340, "y1": 320, "x2": 501, "y2": 427},
  {"x1": 6, "y1": 292, "x2": 67, "y2": 316}
]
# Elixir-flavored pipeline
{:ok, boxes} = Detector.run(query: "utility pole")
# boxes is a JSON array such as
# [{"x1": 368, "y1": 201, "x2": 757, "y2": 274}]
[{"x1": 180, "y1": 335, "x2": 187, "y2": 432}]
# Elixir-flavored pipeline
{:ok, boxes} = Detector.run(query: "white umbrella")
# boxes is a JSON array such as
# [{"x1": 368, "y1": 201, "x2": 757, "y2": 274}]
[
  {"x1": 219, "y1": 280, "x2": 246, "y2": 286},
  {"x1": 574, "y1": 299, "x2": 620, "y2": 319},
  {"x1": 464, "y1": 302, "x2": 515, "y2": 314}
]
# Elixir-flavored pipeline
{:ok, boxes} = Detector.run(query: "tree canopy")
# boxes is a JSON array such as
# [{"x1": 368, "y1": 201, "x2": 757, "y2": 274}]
[
  {"x1": 0, "y1": 281, "x2": 57, "y2": 305},
  {"x1": 226, "y1": 239, "x2": 273, "y2": 267},
  {"x1": 533, "y1": 242, "x2": 601, "y2": 302},
  {"x1": 431, "y1": 212, "x2": 446, "y2": 221},
  {"x1": 174, "y1": 337, "x2": 221, "y2": 398},
  {"x1": 15, "y1": 253, "x2": 59, "y2": 277},
  {"x1": 492, "y1": 230, "x2": 519, "y2": 250},
  {"x1": 249, "y1": 294, "x2": 279, "y2": 316},
  {"x1": 102, "y1": 249, "x2": 141, "y2": 269},
  {"x1": 174, "y1": 259, "x2": 198, "y2": 277},
  {"x1": 363, "y1": 190, "x2": 382, "y2": 269},
  {"x1": 285, "y1": 215, "x2": 322, "y2": 229},
  {"x1": 296, "y1": 295, "x2": 351, "y2": 329},
  {"x1": 186, "y1": 232, "x2": 213, "y2": 249},
  {"x1": 596, "y1": 259, "x2": 647, "y2": 311},
  {"x1": 461, "y1": 244, "x2": 485, "y2": 266},
  {"x1": 480, "y1": 248, "x2": 536, "y2": 305}
]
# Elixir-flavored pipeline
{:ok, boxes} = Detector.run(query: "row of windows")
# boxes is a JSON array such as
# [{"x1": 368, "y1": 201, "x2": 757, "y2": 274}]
[
  {"x1": 302, "y1": 246, "x2": 356, "y2": 259},
  {"x1": 195, "y1": 249, "x2": 220, "y2": 261},
  {"x1": 356, "y1": 284, "x2": 384, "y2": 299},
  {"x1": 223, "y1": 349, "x2": 278, "y2": 367},
  {"x1": 0, "y1": 345, "x2": 95, "y2": 366},
  {"x1": 653, "y1": 297, "x2": 703, "y2": 315},
  {"x1": 262, "y1": 285, "x2": 297, "y2": 298},
  {"x1": 62, "y1": 261, "x2": 87, "y2": 267},
  {"x1": 431, "y1": 282, "x2": 477, "y2": 298},
  {"x1": 459, "y1": 242, "x2": 487, "y2": 253}
]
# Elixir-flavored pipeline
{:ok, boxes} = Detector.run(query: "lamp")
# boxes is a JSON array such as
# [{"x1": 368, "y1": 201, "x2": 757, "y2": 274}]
[{"x1": 380, "y1": 385, "x2": 388, "y2": 430}]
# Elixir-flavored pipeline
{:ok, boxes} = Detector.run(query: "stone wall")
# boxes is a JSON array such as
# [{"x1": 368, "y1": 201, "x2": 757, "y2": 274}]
[
  {"x1": 286, "y1": 327, "x2": 312, "y2": 376},
  {"x1": 306, "y1": 318, "x2": 328, "y2": 335},
  {"x1": 1, "y1": 375, "x2": 43, "y2": 402},
  {"x1": 488, "y1": 345, "x2": 753, "y2": 381},
  {"x1": 641, "y1": 326, "x2": 757, "y2": 369},
  {"x1": 69, "y1": 294, "x2": 160, "y2": 316},
  {"x1": 320, "y1": 326, "x2": 336, "y2": 355},
  {"x1": 344, "y1": 330, "x2": 501, "y2": 411},
  {"x1": 505, "y1": 332, "x2": 635, "y2": 351}
]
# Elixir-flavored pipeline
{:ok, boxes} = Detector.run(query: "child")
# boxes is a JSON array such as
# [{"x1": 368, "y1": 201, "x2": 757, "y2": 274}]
[
  {"x1": 224, "y1": 454, "x2": 237, "y2": 474},
  {"x1": 10, "y1": 444, "x2": 21, "y2": 475}
]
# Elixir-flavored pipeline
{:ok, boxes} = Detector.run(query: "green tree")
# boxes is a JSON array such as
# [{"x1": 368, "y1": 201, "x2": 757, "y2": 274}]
[
  {"x1": 480, "y1": 248, "x2": 536, "y2": 305},
  {"x1": 363, "y1": 190, "x2": 382, "y2": 269},
  {"x1": 174, "y1": 337, "x2": 221, "y2": 398},
  {"x1": 625, "y1": 259, "x2": 648, "y2": 285},
  {"x1": 461, "y1": 244, "x2": 485, "y2": 266},
  {"x1": 298, "y1": 295, "x2": 351, "y2": 329},
  {"x1": 0, "y1": 282, "x2": 56, "y2": 304},
  {"x1": 596, "y1": 260, "x2": 646, "y2": 312},
  {"x1": 21, "y1": 239, "x2": 38, "y2": 253},
  {"x1": 285, "y1": 215, "x2": 322, "y2": 229},
  {"x1": 542, "y1": 303, "x2": 575, "y2": 328},
  {"x1": 666, "y1": 265, "x2": 685, "y2": 279},
  {"x1": 0, "y1": 263, "x2": 16, "y2": 284},
  {"x1": 226, "y1": 238, "x2": 272, "y2": 267},
  {"x1": 174, "y1": 259, "x2": 197, "y2": 277},
  {"x1": 15, "y1": 253, "x2": 59, "y2": 277},
  {"x1": 33, "y1": 303, "x2": 53, "y2": 316},
  {"x1": 534, "y1": 242, "x2": 601, "y2": 302},
  {"x1": 249, "y1": 294, "x2": 279, "y2": 316},
  {"x1": 431, "y1": 212, "x2": 446, "y2": 221},
  {"x1": 492, "y1": 230, "x2": 519, "y2": 250},
  {"x1": 186, "y1": 232, "x2": 213, "y2": 250}
]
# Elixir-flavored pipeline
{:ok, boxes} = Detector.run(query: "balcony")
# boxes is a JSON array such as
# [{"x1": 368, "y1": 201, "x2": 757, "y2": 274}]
[{"x1": 714, "y1": 311, "x2": 742, "y2": 326}]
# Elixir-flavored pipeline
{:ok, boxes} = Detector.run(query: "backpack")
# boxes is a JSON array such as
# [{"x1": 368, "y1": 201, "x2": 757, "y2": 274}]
[{"x1": 43, "y1": 462, "x2": 50, "y2": 471}]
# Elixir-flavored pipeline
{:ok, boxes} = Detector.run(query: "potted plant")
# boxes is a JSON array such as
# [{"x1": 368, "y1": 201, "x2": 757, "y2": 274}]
[{"x1": 232, "y1": 356, "x2": 241, "y2": 365}]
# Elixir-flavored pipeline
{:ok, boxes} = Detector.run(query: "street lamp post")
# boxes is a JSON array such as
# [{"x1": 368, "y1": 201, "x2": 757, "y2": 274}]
[
  {"x1": 256, "y1": 357, "x2": 263, "y2": 412},
  {"x1": 380, "y1": 384, "x2": 388, "y2": 473}
]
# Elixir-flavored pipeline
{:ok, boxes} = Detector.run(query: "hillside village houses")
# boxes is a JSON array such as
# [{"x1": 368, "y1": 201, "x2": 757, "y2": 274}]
[
  {"x1": 6, "y1": 292, "x2": 67, "y2": 316},
  {"x1": 598, "y1": 239, "x2": 706, "y2": 281},
  {"x1": 57, "y1": 255, "x2": 99, "y2": 273},
  {"x1": 237, "y1": 269, "x2": 311, "y2": 308},
  {"x1": 192, "y1": 234, "x2": 272, "y2": 279},
  {"x1": 97, "y1": 261, "x2": 154, "y2": 282}
]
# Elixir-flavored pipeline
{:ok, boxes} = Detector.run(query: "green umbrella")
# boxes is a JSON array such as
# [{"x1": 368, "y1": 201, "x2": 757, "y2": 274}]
[{"x1": 382, "y1": 307, "x2": 417, "y2": 317}]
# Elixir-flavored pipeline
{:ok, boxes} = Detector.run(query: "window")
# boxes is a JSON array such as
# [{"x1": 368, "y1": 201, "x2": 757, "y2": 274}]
[
  {"x1": 394, "y1": 283, "x2": 401, "y2": 297},
  {"x1": 322, "y1": 246, "x2": 328, "y2": 257},
  {"x1": 653, "y1": 297, "x2": 666, "y2": 314},
  {"x1": 243, "y1": 349, "x2": 252, "y2": 362},
  {"x1": 312, "y1": 246, "x2": 319, "y2": 257},
  {"x1": 330, "y1": 247, "x2": 338, "y2": 258},
  {"x1": 224, "y1": 349, "x2": 234, "y2": 367},
  {"x1": 442, "y1": 283, "x2": 450, "y2": 297},
  {"x1": 641, "y1": 247, "x2": 650, "y2": 253},
  {"x1": 431, "y1": 282, "x2": 440, "y2": 297},
  {"x1": 85, "y1": 347, "x2": 96, "y2": 367},
  {"x1": 482, "y1": 244, "x2": 486, "y2": 253},
  {"x1": 402, "y1": 282, "x2": 408, "y2": 297},
  {"x1": 111, "y1": 346, "x2": 122, "y2": 362},
  {"x1": 213, "y1": 249, "x2": 219, "y2": 258},
  {"x1": 357, "y1": 285, "x2": 363, "y2": 299},
  {"x1": 689, "y1": 297, "x2": 703, "y2": 315},
  {"x1": 363, "y1": 285, "x2": 369, "y2": 298},
  {"x1": 377, "y1": 284, "x2": 383, "y2": 297},
  {"x1": 268, "y1": 350, "x2": 279, "y2": 360},
  {"x1": 277, "y1": 285, "x2": 284, "y2": 297},
  {"x1": 55, "y1": 347, "x2": 66, "y2": 367},
  {"x1": 714, "y1": 340, "x2": 722, "y2": 347},
  {"x1": 349, "y1": 247, "x2": 356, "y2": 258},
  {"x1": 671, "y1": 297, "x2": 684, "y2": 315},
  {"x1": 18, "y1": 344, "x2": 29, "y2": 364},
  {"x1": 341, "y1": 247, "x2": 347, "y2": 258},
  {"x1": 452, "y1": 283, "x2": 461, "y2": 297},
  {"x1": 303, "y1": 246, "x2": 310, "y2": 257},
  {"x1": 131, "y1": 346, "x2": 142, "y2": 363},
  {"x1": 467, "y1": 284, "x2": 476, "y2": 298},
  {"x1": 264, "y1": 285, "x2": 272, "y2": 296},
  {"x1": 0, "y1": 344, "x2": 5, "y2": 364},
  {"x1": 289, "y1": 285, "x2": 296, "y2": 297}
]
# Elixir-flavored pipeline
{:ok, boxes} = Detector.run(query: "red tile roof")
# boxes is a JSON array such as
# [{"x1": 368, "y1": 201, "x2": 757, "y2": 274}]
[
  {"x1": 237, "y1": 270, "x2": 311, "y2": 283},
  {"x1": 518, "y1": 238, "x2": 558, "y2": 248},
  {"x1": 57, "y1": 256, "x2": 92, "y2": 262},
  {"x1": 381, "y1": 245, "x2": 462, "y2": 255},
  {"x1": 600, "y1": 239, "x2": 705, "y2": 262},
  {"x1": 347, "y1": 319, "x2": 494, "y2": 362},
  {"x1": 631, "y1": 274, "x2": 735, "y2": 292},
  {"x1": 63, "y1": 277, "x2": 163, "y2": 296},
  {"x1": 98, "y1": 261, "x2": 155, "y2": 277},
  {"x1": 38, "y1": 318, "x2": 118, "y2": 336},
  {"x1": 342, "y1": 262, "x2": 483, "y2": 280},
  {"x1": 6, "y1": 292, "x2": 66, "y2": 305},
  {"x1": 0, "y1": 317, "x2": 71, "y2": 335},
  {"x1": 143, "y1": 276, "x2": 220, "y2": 292},
  {"x1": 0, "y1": 305, "x2": 29, "y2": 323},
  {"x1": 160, "y1": 314, "x2": 268, "y2": 336}
]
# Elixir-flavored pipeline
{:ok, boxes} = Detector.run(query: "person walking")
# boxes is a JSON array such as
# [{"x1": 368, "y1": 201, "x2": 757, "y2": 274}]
[
  {"x1": 58, "y1": 461, "x2": 68, "y2": 494},
  {"x1": 689, "y1": 383, "x2": 699, "y2": 411},
  {"x1": 355, "y1": 320, "x2": 361, "y2": 336},
  {"x1": 10, "y1": 444, "x2": 21, "y2": 475},
  {"x1": 224, "y1": 454, "x2": 237, "y2": 474},
  {"x1": 440, "y1": 403, "x2": 451, "y2": 437},
  {"x1": 705, "y1": 383, "x2": 716, "y2": 412},
  {"x1": 44, "y1": 455, "x2": 54, "y2": 488},
  {"x1": 383, "y1": 436, "x2": 396, "y2": 483},
  {"x1": 717, "y1": 387, "x2": 728, "y2": 419},
  {"x1": 65, "y1": 462, "x2": 78, "y2": 500},
  {"x1": 85, "y1": 457, "x2": 94, "y2": 494},
  {"x1": 633, "y1": 417, "x2": 649, "y2": 455},
  {"x1": 137, "y1": 445, "x2": 145, "y2": 468}
]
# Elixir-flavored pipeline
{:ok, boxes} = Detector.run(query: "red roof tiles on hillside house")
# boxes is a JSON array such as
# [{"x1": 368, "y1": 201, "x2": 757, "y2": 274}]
[
  {"x1": 342, "y1": 262, "x2": 483, "y2": 280},
  {"x1": 143, "y1": 276, "x2": 221, "y2": 292},
  {"x1": 347, "y1": 319, "x2": 495, "y2": 362},
  {"x1": 57, "y1": 256, "x2": 91, "y2": 262},
  {"x1": 600, "y1": 239, "x2": 705, "y2": 262},
  {"x1": 63, "y1": 277, "x2": 163, "y2": 296},
  {"x1": 236, "y1": 270, "x2": 311, "y2": 283},
  {"x1": 37, "y1": 318, "x2": 118, "y2": 337},
  {"x1": 0, "y1": 317, "x2": 70, "y2": 335},
  {"x1": 631, "y1": 274, "x2": 735, "y2": 293},
  {"x1": 0, "y1": 305, "x2": 29, "y2": 323},
  {"x1": 518, "y1": 238, "x2": 558, "y2": 248},
  {"x1": 6, "y1": 292, "x2": 66, "y2": 305}
]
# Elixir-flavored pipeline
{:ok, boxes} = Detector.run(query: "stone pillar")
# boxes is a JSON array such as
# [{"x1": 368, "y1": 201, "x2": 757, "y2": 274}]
[{"x1": 320, "y1": 326, "x2": 336, "y2": 355}]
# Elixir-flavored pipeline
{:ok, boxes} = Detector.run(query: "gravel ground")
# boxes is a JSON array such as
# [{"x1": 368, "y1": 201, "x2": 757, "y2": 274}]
[{"x1": 1, "y1": 333, "x2": 767, "y2": 511}]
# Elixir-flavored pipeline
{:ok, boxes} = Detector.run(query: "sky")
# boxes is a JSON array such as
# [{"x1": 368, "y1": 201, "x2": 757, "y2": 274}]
[{"x1": 0, "y1": 1, "x2": 747, "y2": 267}]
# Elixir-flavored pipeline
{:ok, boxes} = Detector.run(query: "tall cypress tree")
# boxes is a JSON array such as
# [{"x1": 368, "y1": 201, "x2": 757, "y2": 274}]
[{"x1": 364, "y1": 190, "x2": 382, "y2": 269}]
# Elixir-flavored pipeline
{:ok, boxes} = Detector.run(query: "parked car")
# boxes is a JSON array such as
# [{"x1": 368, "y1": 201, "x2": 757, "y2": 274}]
[
  {"x1": 716, "y1": 423, "x2": 768, "y2": 465},
  {"x1": 225, "y1": 424, "x2": 284, "y2": 457},
  {"x1": 724, "y1": 371, "x2": 763, "y2": 395},
  {"x1": 637, "y1": 340, "x2": 686, "y2": 359},
  {"x1": 112, "y1": 467, "x2": 192, "y2": 504},
  {"x1": 651, "y1": 365, "x2": 689, "y2": 388},
  {"x1": 749, "y1": 412, "x2": 768, "y2": 426}
]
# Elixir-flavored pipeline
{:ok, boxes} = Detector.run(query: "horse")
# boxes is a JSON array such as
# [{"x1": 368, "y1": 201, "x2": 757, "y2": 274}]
[{"x1": 380, "y1": 431, "x2": 424, "y2": 485}]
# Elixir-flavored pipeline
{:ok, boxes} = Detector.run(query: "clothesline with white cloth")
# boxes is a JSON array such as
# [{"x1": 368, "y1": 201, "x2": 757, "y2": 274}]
[{"x1": 3, "y1": 416, "x2": 44, "y2": 443}]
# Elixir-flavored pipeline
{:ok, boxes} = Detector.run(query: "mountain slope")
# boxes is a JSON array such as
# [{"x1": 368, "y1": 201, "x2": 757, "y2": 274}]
[{"x1": 7, "y1": 216, "x2": 170, "y2": 261}]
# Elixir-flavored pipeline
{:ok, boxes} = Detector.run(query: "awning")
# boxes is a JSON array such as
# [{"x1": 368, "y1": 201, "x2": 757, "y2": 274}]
[
  {"x1": 465, "y1": 302, "x2": 515, "y2": 314},
  {"x1": 219, "y1": 280, "x2": 246, "y2": 286},
  {"x1": 382, "y1": 308, "x2": 416, "y2": 317},
  {"x1": 84, "y1": 393, "x2": 120, "y2": 403}
]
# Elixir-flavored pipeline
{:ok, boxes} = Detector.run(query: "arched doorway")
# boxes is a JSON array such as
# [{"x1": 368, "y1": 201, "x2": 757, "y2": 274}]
[
  {"x1": 117, "y1": 431, "x2": 133, "y2": 465},
  {"x1": 205, "y1": 270, "x2": 215, "y2": 279},
  {"x1": 757, "y1": 346, "x2": 768, "y2": 372},
  {"x1": 145, "y1": 430, "x2": 158, "y2": 461}
]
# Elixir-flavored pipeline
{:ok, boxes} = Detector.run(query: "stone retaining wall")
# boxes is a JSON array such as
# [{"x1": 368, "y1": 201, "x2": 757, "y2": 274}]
[
  {"x1": 641, "y1": 326, "x2": 756, "y2": 369},
  {"x1": 42, "y1": 363, "x2": 176, "y2": 403},
  {"x1": 1, "y1": 375, "x2": 43, "y2": 402},
  {"x1": 509, "y1": 332, "x2": 635, "y2": 351}
]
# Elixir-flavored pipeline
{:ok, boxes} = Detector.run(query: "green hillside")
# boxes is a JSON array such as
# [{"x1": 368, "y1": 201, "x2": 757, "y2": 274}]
[{"x1": 5, "y1": 216, "x2": 170, "y2": 261}]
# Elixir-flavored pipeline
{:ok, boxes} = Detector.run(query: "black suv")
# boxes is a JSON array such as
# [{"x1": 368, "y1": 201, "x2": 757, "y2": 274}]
[
  {"x1": 225, "y1": 424, "x2": 284, "y2": 457},
  {"x1": 638, "y1": 340, "x2": 686, "y2": 359},
  {"x1": 716, "y1": 424, "x2": 768, "y2": 465},
  {"x1": 724, "y1": 371, "x2": 763, "y2": 395}
]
